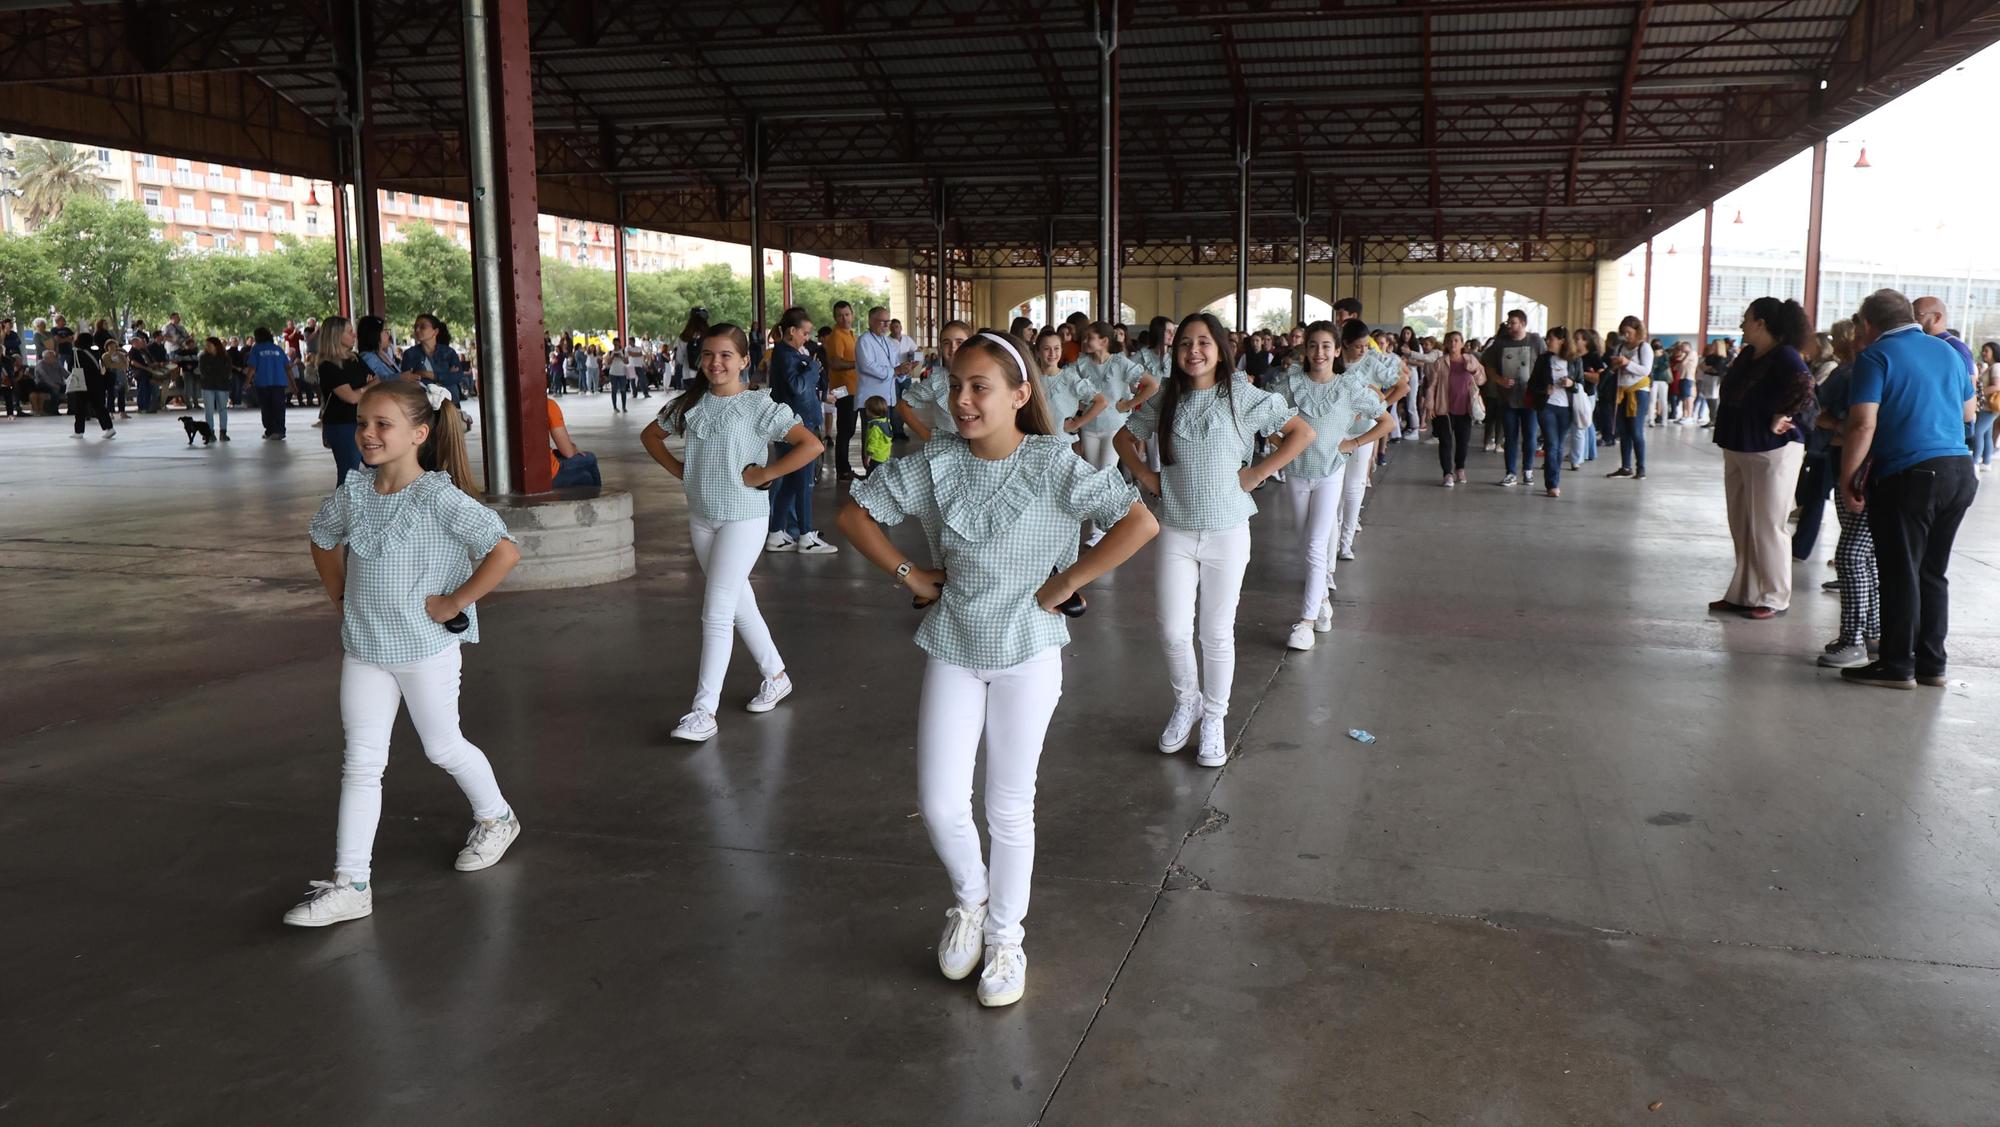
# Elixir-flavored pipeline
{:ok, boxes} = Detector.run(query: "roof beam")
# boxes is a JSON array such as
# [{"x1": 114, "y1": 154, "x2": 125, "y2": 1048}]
[{"x1": 1613, "y1": 0, "x2": 1657, "y2": 145}]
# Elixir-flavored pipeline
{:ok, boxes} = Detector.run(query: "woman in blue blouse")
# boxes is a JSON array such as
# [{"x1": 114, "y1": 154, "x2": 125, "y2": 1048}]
[
  {"x1": 1708, "y1": 298, "x2": 1817, "y2": 620},
  {"x1": 839, "y1": 330, "x2": 1157, "y2": 1009},
  {"x1": 400, "y1": 315, "x2": 466, "y2": 403},
  {"x1": 1115, "y1": 312, "x2": 1315, "y2": 768}
]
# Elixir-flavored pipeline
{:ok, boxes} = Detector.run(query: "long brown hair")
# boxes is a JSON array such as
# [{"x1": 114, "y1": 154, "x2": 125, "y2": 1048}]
[
  {"x1": 360, "y1": 380, "x2": 477, "y2": 494},
  {"x1": 1156, "y1": 311, "x2": 1235, "y2": 468},
  {"x1": 660, "y1": 323, "x2": 752, "y2": 435},
  {"x1": 957, "y1": 329, "x2": 1053, "y2": 436}
]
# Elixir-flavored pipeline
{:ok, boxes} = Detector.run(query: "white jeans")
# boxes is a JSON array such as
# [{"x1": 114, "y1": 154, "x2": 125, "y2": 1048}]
[
  {"x1": 690, "y1": 515, "x2": 785, "y2": 715},
  {"x1": 1155, "y1": 523, "x2": 1253, "y2": 720},
  {"x1": 1333, "y1": 443, "x2": 1371, "y2": 561},
  {"x1": 1286, "y1": 472, "x2": 1343, "y2": 621},
  {"x1": 336, "y1": 645, "x2": 509, "y2": 883},
  {"x1": 917, "y1": 648, "x2": 1063, "y2": 947}
]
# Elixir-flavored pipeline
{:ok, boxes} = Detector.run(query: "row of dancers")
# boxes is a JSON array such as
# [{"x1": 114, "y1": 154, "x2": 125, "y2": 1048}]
[{"x1": 283, "y1": 311, "x2": 1405, "y2": 1011}]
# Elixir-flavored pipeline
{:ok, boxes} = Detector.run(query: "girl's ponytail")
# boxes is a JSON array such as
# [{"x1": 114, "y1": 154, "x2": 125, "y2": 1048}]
[{"x1": 361, "y1": 380, "x2": 481, "y2": 495}]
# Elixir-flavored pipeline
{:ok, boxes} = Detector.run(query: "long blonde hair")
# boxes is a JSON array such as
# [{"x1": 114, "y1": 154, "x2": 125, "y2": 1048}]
[
  {"x1": 316, "y1": 316, "x2": 355, "y2": 365},
  {"x1": 360, "y1": 380, "x2": 477, "y2": 494}
]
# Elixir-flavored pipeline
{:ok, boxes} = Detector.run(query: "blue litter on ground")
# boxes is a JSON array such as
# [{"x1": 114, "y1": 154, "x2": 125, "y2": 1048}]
[{"x1": 1348, "y1": 729, "x2": 1376, "y2": 745}]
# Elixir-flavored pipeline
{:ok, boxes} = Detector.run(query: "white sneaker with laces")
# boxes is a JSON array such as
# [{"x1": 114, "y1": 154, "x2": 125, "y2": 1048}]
[
  {"x1": 1315, "y1": 599, "x2": 1333, "y2": 633},
  {"x1": 977, "y1": 944, "x2": 1027, "y2": 1007},
  {"x1": 764, "y1": 532, "x2": 796, "y2": 553},
  {"x1": 1195, "y1": 716, "x2": 1228, "y2": 768},
  {"x1": 794, "y1": 532, "x2": 838, "y2": 555},
  {"x1": 1158, "y1": 696, "x2": 1201, "y2": 753},
  {"x1": 672, "y1": 709, "x2": 718, "y2": 742},
  {"x1": 283, "y1": 878, "x2": 373, "y2": 927},
  {"x1": 1336, "y1": 546, "x2": 1356, "y2": 562},
  {"x1": 455, "y1": 811, "x2": 521, "y2": 871},
  {"x1": 937, "y1": 902, "x2": 987, "y2": 981},
  {"x1": 1499, "y1": 474, "x2": 1518, "y2": 487},
  {"x1": 747, "y1": 674, "x2": 792, "y2": 713},
  {"x1": 1287, "y1": 622, "x2": 1316, "y2": 651}
]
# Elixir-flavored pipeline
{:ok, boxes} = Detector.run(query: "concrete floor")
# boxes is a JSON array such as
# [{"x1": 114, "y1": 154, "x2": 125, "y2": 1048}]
[{"x1": 5, "y1": 400, "x2": 2000, "y2": 1126}]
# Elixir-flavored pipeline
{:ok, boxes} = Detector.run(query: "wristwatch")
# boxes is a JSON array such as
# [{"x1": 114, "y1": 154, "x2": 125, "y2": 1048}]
[{"x1": 894, "y1": 561, "x2": 913, "y2": 585}]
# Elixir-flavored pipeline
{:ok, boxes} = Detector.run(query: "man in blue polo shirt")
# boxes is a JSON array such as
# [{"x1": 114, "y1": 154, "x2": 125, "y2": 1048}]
[
  {"x1": 248, "y1": 326, "x2": 292, "y2": 439},
  {"x1": 1838, "y1": 289, "x2": 1977, "y2": 690}
]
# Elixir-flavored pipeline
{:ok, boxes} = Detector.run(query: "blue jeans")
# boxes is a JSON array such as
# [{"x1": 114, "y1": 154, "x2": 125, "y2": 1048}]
[
  {"x1": 1618, "y1": 390, "x2": 1650, "y2": 471},
  {"x1": 137, "y1": 374, "x2": 156, "y2": 413},
  {"x1": 610, "y1": 376, "x2": 629, "y2": 411},
  {"x1": 326, "y1": 422, "x2": 362, "y2": 486},
  {"x1": 552, "y1": 451, "x2": 600, "y2": 488},
  {"x1": 201, "y1": 388, "x2": 229, "y2": 436},
  {"x1": 1533, "y1": 405, "x2": 1567, "y2": 487},
  {"x1": 1503, "y1": 405, "x2": 1537, "y2": 476},
  {"x1": 1975, "y1": 410, "x2": 1996, "y2": 465},
  {"x1": 767, "y1": 447, "x2": 816, "y2": 537}
]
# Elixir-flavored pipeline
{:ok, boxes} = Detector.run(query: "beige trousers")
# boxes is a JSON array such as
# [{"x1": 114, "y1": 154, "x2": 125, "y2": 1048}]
[{"x1": 1722, "y1": 444, "x2": 1805, "y2": 611}]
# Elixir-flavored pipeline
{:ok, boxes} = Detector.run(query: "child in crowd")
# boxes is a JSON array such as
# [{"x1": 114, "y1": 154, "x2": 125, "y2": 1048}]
[
  {"x1": 284, "y1": 379, "x2": 523, "y2": 927},
  {"x1": 863, "y1": 395, "x2": 894, "y2": 476}
]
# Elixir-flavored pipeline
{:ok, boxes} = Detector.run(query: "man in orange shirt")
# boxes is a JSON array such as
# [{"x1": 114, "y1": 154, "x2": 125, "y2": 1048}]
[
  {"x1": 548, "y1": 397, "x2": 600, "y2": 487},
  {"x1": 825, "y1": 301, "x2": 859, "y2": 479}
]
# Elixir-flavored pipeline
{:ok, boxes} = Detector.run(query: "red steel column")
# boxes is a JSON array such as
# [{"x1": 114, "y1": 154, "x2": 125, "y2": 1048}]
[
  {"x1": 1803, "y1": 138, "x2": 1827, "y2": 326},
  {"x1": 613, "y1": 222, "x2": 629, "y2": 346},
  {"x1": 1642, "y1": 238, "x2": 1654, "y2": 328},
  {"x1": 781, "y1": 226, "x2": 793, "y2": 310},
  {"x1": 1697, "y1": 203, "x2": 1714, "y2": 346},
  {"x1": 464, "y1": 0, "x2": 550, "y2": 493},
  {"x1": 332, "y1": 182, "x2": 353, "y2": 320}
]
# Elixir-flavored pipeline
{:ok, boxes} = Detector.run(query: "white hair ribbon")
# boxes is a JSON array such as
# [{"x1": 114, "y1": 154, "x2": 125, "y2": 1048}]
[
  {"x1": 975, "y1": 331, "x2": 1031, "y2": 380},
  {"x1": 423, "y1": 381, "x2": 453, "y2": 413}
]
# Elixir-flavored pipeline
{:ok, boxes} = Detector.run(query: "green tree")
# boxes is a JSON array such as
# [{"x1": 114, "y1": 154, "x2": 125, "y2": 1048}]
[
  {"x1": 15, "y1": 138, "x2": 102, "y2": 229},
  {"x1": 35, "y1": 195, "x2": 177, "y2": 329},
  {"x1": 540, "y1": 258, "x2": 616, "y2": 337},
  {"x1": 789, "y1": 275, "x2": 890, "y2": 335},
  {"x1": 382, "y1": 222, "x2": 474, "y2": 335},
  {"x1": 0, "y1": 233, "x2": 61, "y2": 324}
]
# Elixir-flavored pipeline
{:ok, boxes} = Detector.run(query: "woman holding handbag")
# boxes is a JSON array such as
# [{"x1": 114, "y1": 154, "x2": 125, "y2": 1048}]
[{"x1": 1423, "y1": 331, "x2": 1483, "y2": 486}]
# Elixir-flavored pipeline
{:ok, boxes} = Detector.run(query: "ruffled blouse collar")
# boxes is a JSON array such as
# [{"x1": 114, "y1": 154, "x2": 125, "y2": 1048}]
[
  {"x1": 927, "y1": 434, "x2": 1064, "y2": 544},
  {"x1": 342, "y1": 469, "x2": 453, "y2": 559},
  {"x1": 1285, "y1": 371, "x2": 1346, "y2": 414},
  {"x1": 681, "y1": 389, "x2": 756, "y2": 439}
]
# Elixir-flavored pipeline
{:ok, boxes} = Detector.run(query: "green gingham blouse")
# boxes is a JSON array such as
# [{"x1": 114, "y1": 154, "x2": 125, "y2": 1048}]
[
  {"x1": 662, "y1": 390, "x2": 801, "y2": 523},
  {"x1": 1123, "y1": 374, "x2": 1299, "y2": 532},
  {"x1": 1037, "y1": 368, "x2": 1099, "y2": 432},
  {"x1": 309, "y1": 469, "x2": 512, "y2": 665},
  {"x1": 1283, "y1": 370, "x2": 1389, "y2": 480},
  {"x1": 852, "y1": 433, "x2": 1139, "y2": 670},
  {"x1": 901, "y1": 372, "x2": 957, "y2": 436},
  {"x1": 1072, "y1": 354, "x2": 1150, "y2": 437}
]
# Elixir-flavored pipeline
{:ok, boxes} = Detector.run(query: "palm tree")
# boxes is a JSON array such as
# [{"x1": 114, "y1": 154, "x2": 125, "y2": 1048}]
[{"x1": 16, "y1": 138, "x2": 101, "y2": 230}]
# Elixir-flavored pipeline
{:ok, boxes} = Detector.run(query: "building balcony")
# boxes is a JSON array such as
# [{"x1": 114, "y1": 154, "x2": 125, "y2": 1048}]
[
  {"x1": 383, "y1": 196, "x2": 405, "y2": 213},
  {"x1": 172, "y1": 172, "x2": 197, "y2": 188},
  {"x1": 174, "y1": 208, "x2": 202, "y2": 225},
  {"x1": 144, "y1": 205, "x2": 168, "y2": 222},
  {"x1": 238, "y1": 180, "x2": 265, "y2": 198},
  {"x1": 239, "y1": 215, "x2": 268, "y2": 232},
  {"x1": 206, "y1": 177, "x2": 236, "y2": 194},
  {"x1": 269, "y1": 217, "x2": 290, "y2": 233},
  {"x1": 136, "y1": 166, "x2": 170, "y2": 185},
  {"x1": 208, "y1": 213, "x2": 236, "y2": 230}
]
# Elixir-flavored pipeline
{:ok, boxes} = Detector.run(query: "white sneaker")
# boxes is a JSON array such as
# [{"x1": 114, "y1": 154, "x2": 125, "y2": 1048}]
[
  {"x1": 1336, "y1": 547, "x2": 1356, "y2": 562},
  {"x1": 1158, "y1": 696, "x2": 1201, "y2": 753},
  {"x1": 1499, "y1": 474, "x2": 1518, "y2": 487},
  {"x1": 794, "y1": 532, "x2": 838, "y2": 555},
  {"x1": 746, "y1": 673, "x2": 792, "y2": 713},
  {"x1": 1195, "y1": 716, "x2": 1227, "y2": 768},
  {"x1": 455, "y1": 811, "x2": 521, "y2": 871},
  {"x1": 764, "y1": 532, "x2": 796, "y2": 553},
  {"x1": 1315, "y1": 599, "x2": 1333, "y2": 633},
  {"x1": 672, "y1": 709, "x2": 718, "y2": 742},
  {"x1": 977, "y1": 944, "x2": 1027, "y2": 1007},
  {"x1": 1523, "y1": 470, "x2": 1535, "y2": 486},
  {"x1": 282, "y1": 878, "x2": 373, "y2": 927},
  {"x1": 1287, "y1": 622, "x2": 1316, "y2": 651},
  {"x1": 937, "y1": 902, "x2": 987, "y2": 981}
]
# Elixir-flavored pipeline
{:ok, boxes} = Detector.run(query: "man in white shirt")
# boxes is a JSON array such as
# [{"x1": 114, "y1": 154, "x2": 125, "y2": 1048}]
[{"x1": 855, "y1": 306, "x2": 900, "y2": 414}]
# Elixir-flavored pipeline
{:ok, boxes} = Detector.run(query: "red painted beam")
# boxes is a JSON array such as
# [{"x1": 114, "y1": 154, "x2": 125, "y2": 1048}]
[
  {"x1": 484, "y1": 0, "x2": 552, "y2": 493},
  {"x1": 1613, "y1": 0, "x2": 1658, "y2": 146}
]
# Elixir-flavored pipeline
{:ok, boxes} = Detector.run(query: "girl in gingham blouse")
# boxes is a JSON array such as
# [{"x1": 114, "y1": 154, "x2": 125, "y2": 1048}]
[
  {"x1": 898, "y1": 321, "x2": 969, "y2": 442},
  {"x1": 284, "y1": 380, "x2": 523, "y2": 930},
  {"x1": 1033, "y1": 329, "x2": 1109, "y2": 442},
  {"x1": 1114, "y1": 313, "x2": 1316, "y2": 768},
  {"x1": 642, "y1": 324, "x2": 825, "y2": 744},
  {"x1": 838, "y1": 329, "x2": 1158, "y2": 1010}
]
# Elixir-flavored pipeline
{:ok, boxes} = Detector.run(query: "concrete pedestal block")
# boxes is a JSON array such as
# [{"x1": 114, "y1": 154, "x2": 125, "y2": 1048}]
[{"x1": 486, "y1": 487, "x2": 636, "y2": 589}]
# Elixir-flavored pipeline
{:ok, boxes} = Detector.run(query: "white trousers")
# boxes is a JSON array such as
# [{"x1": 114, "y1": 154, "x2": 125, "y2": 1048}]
[
  {"x1": 1333, "y1": 443, "x2": 1371, "y2": 561},
  {"x1": 1286, "y1": 472, "x2": 1344, "y2": 622},
  {"x1": 336, "y1": 645, "x2": 509, "y2": 883},
  {"x1": 691, "y1": 514, "x2": 785, "y2": 714},
  {"x1": 1155, "y1": 523, "x2": 1253, "y2": 720},
  {"x1": 917, "y1": 648, "x2": 1063, "y2": 947}
]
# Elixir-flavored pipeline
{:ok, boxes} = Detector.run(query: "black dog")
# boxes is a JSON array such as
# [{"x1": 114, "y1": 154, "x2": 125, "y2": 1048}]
[{"x1": 181, "y1": 416, "x2": 215, "y2": 446}]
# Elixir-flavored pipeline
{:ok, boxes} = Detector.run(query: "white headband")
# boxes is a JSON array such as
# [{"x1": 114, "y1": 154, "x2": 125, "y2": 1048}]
[
  {"x1": 975, "y1": 331, "x2": 1031, "y2": 380},
  {"x1": 423, "y1": 381, "x2": 453, "y2": 413}
]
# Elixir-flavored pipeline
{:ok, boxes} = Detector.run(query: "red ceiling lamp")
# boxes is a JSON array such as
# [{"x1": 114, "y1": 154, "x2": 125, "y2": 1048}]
[
  {"x1": 1666, "y1": 244, "x2": 1678, "y2": 255},
  {"x1": 1626, "y1": 264, "x2": 1635, "y2": 278},
  {"x1": 1732, "y1": 210, "x2": 1744, "y2": 225},
  {"x1": 1852, "y1": 144, "x2": 1872, "y2": 169},
  {"x1": 306, "y1": 183, "x2": 320, "y2": 208}
]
